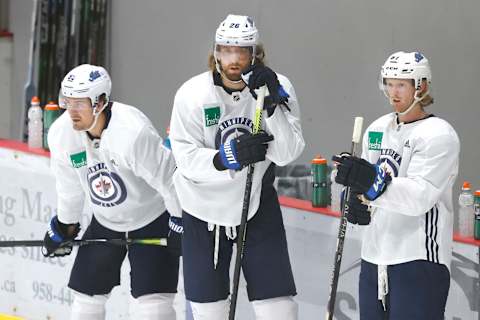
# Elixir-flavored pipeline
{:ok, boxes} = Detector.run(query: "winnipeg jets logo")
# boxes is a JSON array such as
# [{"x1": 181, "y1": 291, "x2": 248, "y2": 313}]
[
  {"x1": 87, "y1": 162, "x2": 127, "y2": 207},
  {"x1": 95, "y1": 177, "x2": 112, "y2": 196},
  {"x1": 89, "y1": 70, "x2": 102, "y2": 82},
  {"x1": 377, "y1": 149, "x2": 402, "y2": 177},
  {"x1": 415, "y1": 52, "x2": 424, "y2": 62},
  {"x1": 215, "y1": 116, "x2": 253, "y2": 148}
]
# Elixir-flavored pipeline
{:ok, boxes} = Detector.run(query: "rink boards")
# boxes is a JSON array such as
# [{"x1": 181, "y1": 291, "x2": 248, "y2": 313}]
[{"x1": 0, "y1": 142, "x2": 478, "y2": 320}]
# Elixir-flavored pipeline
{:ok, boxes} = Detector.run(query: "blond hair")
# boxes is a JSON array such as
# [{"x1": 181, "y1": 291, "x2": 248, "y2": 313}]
[
  {"x1": 418, "y1": 79, "x2": 434, "y2": 107},
  {"x1": 419, "y1": 94, "x2": 434, "y2": 107}
]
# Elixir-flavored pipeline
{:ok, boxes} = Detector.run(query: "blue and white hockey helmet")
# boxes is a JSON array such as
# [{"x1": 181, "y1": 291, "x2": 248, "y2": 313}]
[
  {"x1": 60, "y1": 64, "x2": 112, "y2": 108},
  {"x1": 379, "y1": 51, "x2": 432, "y2": 92},
  {"x1": 214, "y1": 14, "x2": 259, "y2": 75},
  {"x1": 215, "y1": 14, "x2": 258, "y2": 47}
]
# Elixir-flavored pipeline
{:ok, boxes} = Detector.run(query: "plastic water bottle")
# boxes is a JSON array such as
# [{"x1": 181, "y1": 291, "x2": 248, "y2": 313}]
[
  {"x1": 458, "y1": 181, "x2": 474, "y2": 237},
  {"x1": 474, "y1": 190, "x2": 480, "y2": 240},
  {"x1": 311, "y1": 155, "x2": 328, "y2": 207},
  {"x1": 330, "y1": 168, "x2": 342, "y2": 212},
  {"x1": 43, "y1": 101, "x2": 61, "y2": 150},
  {"x1": 28, "y1": 96, "x2": 43, "y2": 149}
]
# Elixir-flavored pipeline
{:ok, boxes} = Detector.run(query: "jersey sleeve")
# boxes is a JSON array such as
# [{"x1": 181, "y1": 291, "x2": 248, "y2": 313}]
[
  {"x1": 169, "y1": 87, "x2": 234, "y2": 183},
  {"x1": 264, "y1": 76, "x2": 305, "y2": 165},
  {"x1": 370, "y1": 133, "x2": 460, "y2": 216},
  {"x1": 48, "y1": 135, "x2": 85, "y2": 225},
  {"x1": 361, "y1": 128, "x2": 369, "y2": 159},
  {"x1": 128, "y1": 125, "x2": 182, "y2": 218}
]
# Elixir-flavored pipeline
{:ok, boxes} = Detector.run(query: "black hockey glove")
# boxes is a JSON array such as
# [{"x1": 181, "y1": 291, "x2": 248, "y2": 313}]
[
  {"x1": 42, "y1": 216, "x2": 80, "y2": 257},
  {"x1": 168, "y1": 216, "x2": 183, "y2": 257},
  {"x1": 214, "y1": 131, "x2": 274, "y2": 171},
  {"x1": 342, "y1": 191, "x2": 372, "y2": 225},
  {"x1": 332, "y1": 153, "x2": 391, "y2": 201},
  {"x1": 242, "y1": 65, "x2": 290, "y2": 117}
]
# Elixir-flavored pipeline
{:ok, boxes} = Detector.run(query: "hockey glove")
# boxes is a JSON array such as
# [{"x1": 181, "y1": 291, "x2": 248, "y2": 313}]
[
  {"x1": 214, "y1": 131, "x2": 274, "y2": 171},
  {"x1": 242, "y1": 65, "x2": 290, "y2": 117},
  {"x1": 332, "y1": 153, "x2": 391, "y2": 201},
  {"x1": 168, "y1": 216, "x2": 183, "y2": 257},
  {"x1": 42, "y1": 216, "x2": 80, "y2": 257},
  {"x1": 342, "y1": 191, "x2": 372, "y2": 225}
]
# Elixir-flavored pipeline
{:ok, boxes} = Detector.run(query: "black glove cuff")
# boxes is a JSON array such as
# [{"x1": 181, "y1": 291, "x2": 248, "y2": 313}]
[{"x1": 213, "y1": 152, "x2": 228, "y2": 171}]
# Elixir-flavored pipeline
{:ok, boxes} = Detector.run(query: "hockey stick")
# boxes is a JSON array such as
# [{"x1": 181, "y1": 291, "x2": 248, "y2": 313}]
[
  {"x1": 228, "y1": 85, "x2": 267, "y2": 320},
  {"x1": 38, "y1": 0, "x2": 49, "y2": 105},
  {"x1": 0, "y1": 238, "x2": 167, "y2": 248},
  {"x1": 325, "y1": 116, "x2": 364, "y2": 320},
  {"x1": 21, "y1": 0, "x2": 39, "y2": 142}
]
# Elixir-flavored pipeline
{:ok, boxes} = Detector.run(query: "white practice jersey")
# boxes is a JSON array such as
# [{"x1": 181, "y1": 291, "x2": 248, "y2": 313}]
[
  {"x1": 48, "y1": 102, "x2": 181, "y2": 232},
  {"x1": 170, "y1": 71, "x2": 305, "y2": 226},
  {"x1": 361, "y1": 113, "x2": 460, "y2": 269}
]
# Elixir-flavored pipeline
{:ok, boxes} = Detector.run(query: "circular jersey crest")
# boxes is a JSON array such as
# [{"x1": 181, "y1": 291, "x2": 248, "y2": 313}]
[
  {"x1": 215, "y1": 116, "x2": 253, "y2": 148},
  {"x1": 377, "y1": 149, "x2": 402, "y2": 178},
  {"x1": 87, "y1": 163, "x2": 127, "y2": 207}
]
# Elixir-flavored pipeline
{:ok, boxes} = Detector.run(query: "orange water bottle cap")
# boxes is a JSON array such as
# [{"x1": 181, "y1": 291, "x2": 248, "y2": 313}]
[
  {"x1": 462, "y1": 181, "x2": 471, "y2": 190},
  {"x1": 31, "y1": 96, "x2": 40, "y2": 104},
  {"x1": 312, "y1": 155, "x2": 327, "y2": 164},
  {"x1": 474, "y1": 190, "x2": 480, "y2": 197},
  {"x1": 45, "y1": 101, "x2": 60, "y2": 110}
]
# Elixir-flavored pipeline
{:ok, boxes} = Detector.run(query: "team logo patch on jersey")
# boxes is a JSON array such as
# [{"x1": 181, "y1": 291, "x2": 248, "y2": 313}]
[
  {"x1": 215, "y1": 116, "x2": 253, "y2": 149},
  {"x1": 377, "y1": 149, "x2": 402, "y2": 177},
  {"x1": 204, "y1": 106, "x2": 221, "y2": 127},
  {"x1": 87, "y1": 162, "x2": 127, "y2": 207},
  {"x1": 70, "y1": 151, "x2": 87, "y2": 168},
  {"x1": 368, "y1": 131, "x2": 383, "y2": 150}
]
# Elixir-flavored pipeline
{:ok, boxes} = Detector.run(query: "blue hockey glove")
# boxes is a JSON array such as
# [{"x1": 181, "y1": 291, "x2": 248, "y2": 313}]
[
  {"x1": 332, "y1": 153, "x2": 391, "y2": 201},
  {"x1": 168, "y1": 216, "x2": 183, "y2": 257},
  {"x1": 242, "y1": 65, "x2": 290, "y2": 117},
  {"x1": 214, "y1": 131, "x2": 274, "y2": 171},
  {"x1": 42, "y1": 216, "x2": 80, "y2": 257}
]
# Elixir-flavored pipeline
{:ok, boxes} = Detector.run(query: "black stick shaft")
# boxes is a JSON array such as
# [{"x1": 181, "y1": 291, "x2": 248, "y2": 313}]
[
  {"x1": 326, "y1": 140, "x2": 357, "y2": 320},
  {"x1": 0, "y1": 238, "x2": 167, "y2": 247},
  {"x1": 229, "y1": 164, "x2": 254, "y2": 319},
  {"x1": 228, "y1": 86, "x2": 266, "y2": 320}
]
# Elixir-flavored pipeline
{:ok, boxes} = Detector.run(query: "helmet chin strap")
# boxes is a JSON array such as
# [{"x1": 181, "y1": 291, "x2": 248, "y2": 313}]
[
  {"x1": 394, "y1": 88, "x2": 429, "y2": 117},
  {"x1": 81, "y1": 103, "x2": 107, "y2": 132}
]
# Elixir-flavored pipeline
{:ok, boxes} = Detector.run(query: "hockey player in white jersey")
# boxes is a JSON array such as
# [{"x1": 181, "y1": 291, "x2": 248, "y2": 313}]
[
  {"x1": 333, "y1": 51, "x2": 460, "y2": 319},
  {"x1": 41, "y1": 64, "x2": 183, "y2": 320},
  {"x1": 169, "y1": 14, "x2": 304, "y2": 320}
]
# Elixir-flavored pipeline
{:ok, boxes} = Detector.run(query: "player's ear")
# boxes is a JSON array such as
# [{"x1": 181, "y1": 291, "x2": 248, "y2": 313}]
[
  {"x1": 419, "y1": 80, "x2": 428, "y2": 94},
  {"x1": 92, "y1": 94, "x2": 107, "y2": 115}
]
